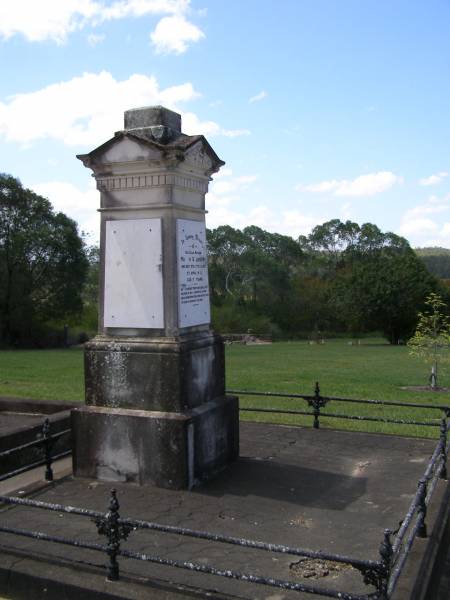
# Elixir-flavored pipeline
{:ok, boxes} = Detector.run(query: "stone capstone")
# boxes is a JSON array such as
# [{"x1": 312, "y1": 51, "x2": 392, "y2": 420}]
[{"x1": 123, "y1": 105, "x2": 182, "y2": 144}]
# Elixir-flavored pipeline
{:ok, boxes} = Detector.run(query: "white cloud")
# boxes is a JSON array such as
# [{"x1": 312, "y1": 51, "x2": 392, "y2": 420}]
[
  {"x1": 150, "y1": 14, "x2": 204, "y2": 54},
  {"x1": 249, "y1": 90, "x2": 268, "y2": 104},
  {"x1": 205, "y1": 204, "x2": 323, "y2": 239},
  {"x1": 182, "y1": 111, "x2": 250, "y2": 138},
  {"x1": 0, "y1": 0, "x2": 190, "y2": 44},
  {"x1": 209, "y1": 173, "x2": 258, "y2": 197},
  {"x1": 398, "y1": 218, "x2": 438, "y2": 237},
  {"x1": 398, "y1": 194, "x2": 450, "y2": 246},
  {"x1": 299, "y1": 171, "x2": 403, "y2": 197},
  {"x1": 419, "y1": 172, "x2": 448, "y2": 186},
  {"x1": 0, "y1": 0, "x2": 205, "y2": 54},
  {"x1": 31, "y1": 180, "x2": 100, "y2": 240},
  {"x1": 0, "y1": 71, "x2": 247, "y2": 147},
  {"x1": 87, "y1": 33, "x2": 105, "y2": 46},
  {"x1": 206, "y1": 169, "x2": 324, "y2": 238}
]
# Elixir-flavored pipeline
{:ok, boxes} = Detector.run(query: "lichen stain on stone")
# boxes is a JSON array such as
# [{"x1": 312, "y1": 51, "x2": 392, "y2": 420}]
[{"x1": 102, "y1": 349, "x2": 128, "y2": 407}]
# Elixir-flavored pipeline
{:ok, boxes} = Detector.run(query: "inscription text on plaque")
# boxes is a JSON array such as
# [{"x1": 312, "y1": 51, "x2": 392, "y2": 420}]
[{"x1": 177, "y1": 219, "x2": 210, "y2": 328}]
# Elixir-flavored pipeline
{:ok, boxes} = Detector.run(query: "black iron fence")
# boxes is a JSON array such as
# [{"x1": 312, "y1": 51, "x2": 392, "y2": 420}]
[
  {"x1": 0, "y1": 488, "x2": 403, "y2": 599},
  {"x1": 0, "y1": 387, "x2": 448, "y2": 598},
  {"x1": 231, "y1": 381, "x2": 450, "y2": 430},
  {"x1": 0, "y1": 418, "x2": 71, "y2": 482}
]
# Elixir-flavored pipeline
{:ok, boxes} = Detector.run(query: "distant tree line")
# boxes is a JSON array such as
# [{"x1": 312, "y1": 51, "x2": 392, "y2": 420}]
[
  {"x1": 208, "y1": 220, "x2": 448, "y2": 344},
  {"x1": 1, "y1": 173, "x2": 449, "y2": 347},
  {"x1": 415, "y1": 247, "x2": 450, "y2": 279}
]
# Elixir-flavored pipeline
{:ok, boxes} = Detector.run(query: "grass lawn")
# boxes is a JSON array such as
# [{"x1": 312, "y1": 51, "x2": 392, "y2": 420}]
[
  {"x1": 0, "y1": 339, "x2": 449, "y2": 438},
  {"x1": 227, "y1": 339, "x2": 450, "y2": 438}
]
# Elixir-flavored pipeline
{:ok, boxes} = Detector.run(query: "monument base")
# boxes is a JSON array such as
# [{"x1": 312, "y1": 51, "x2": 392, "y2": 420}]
[
  {"x1": 71, "y1": 396, "x2": 239, "y2": 489},
  {"x1": 84, "y1": 333, "x2": 225, "y2": 412}
]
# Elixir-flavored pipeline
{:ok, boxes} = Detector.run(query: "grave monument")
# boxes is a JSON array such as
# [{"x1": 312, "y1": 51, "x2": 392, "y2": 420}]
[{"x1": 71, "y1": 106, "x2": 239, "y2": 489}]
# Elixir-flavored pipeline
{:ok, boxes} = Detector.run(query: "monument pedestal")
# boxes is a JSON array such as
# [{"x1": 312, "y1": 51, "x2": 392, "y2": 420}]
[
  {"x1": 83, "y1": 332, "x2": 226, "y2": 412},
  {"x1": 73, "y1": 332, "x2": 238, "y2": 489},
  {"x1": 72, "y1": 105, "x2": 239, "y2": 489},
  {"x1": 72, "y1": 396, "x2": 239, "y2": 489}
]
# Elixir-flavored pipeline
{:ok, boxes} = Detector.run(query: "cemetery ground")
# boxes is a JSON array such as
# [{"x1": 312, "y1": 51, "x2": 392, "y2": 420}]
[
  {"x1": 0, "y1": 338, "x2": 448, "y2": 438},
  {"x1": 0, "y1": 338, "x2": 449, "y2": 599}
]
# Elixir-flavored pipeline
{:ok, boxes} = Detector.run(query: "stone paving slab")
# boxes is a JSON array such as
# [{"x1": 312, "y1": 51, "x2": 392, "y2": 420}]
[
  {"x1": 0, "y1": 422, "x2": 443, "y2": 599},
  {"x1": 0, "y1": 413, "x2": 43, "y2": 436}
]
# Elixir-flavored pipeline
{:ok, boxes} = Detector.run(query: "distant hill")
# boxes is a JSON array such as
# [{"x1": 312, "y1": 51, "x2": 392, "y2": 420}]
[{"x1": 415, "y1": 247, "x2": 450, "y2": 278}]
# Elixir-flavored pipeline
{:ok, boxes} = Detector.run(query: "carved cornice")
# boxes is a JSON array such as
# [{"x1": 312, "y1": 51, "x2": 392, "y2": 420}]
[{"x1": 97, "y1": 173, "x2": 208, "y2": 193}]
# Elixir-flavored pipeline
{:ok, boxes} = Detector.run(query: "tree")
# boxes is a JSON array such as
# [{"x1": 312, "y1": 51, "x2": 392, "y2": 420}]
[
  {"x1": 79, "y1": 244, "x2": 100, "y2": 334},
  {"x1": 207, "y1": 225, "x2": 304, "y2": 335},
  {"x1": 0, "y1": 174, "x2": 89, "y2": 346},
  {"x1": 331, "y1": 248, "x2": 438, "y2": 343},
  {"x1": 415, "y1": 247, "x2": 450, "y2": 279},
  {"x1": 407, "y1": 293, "x2": 450, "y2": 389}
]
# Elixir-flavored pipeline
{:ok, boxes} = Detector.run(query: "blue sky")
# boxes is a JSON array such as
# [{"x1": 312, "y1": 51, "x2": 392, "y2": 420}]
[{"x1": 1, "y1": 0, "x2": 450, "y2": 248}]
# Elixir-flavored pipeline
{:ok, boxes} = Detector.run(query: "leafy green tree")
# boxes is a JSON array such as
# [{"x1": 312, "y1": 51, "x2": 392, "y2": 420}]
[
  {"x1": 0, "y1": 174, "x2": 88, "y2": 346},
  {"x1": 207, "y1": 225, "x2": 303, "y2": 334},
  {"x1": 415, "y1": 247, "x2": 450, "y2": 279},
  {"x1": 78, "y1": 244, "x2": 100, "y2": 334},
  {"x1": 331, "y1": 248, "x2": 438, "y2": 343},
  {"x1": 407, "y1": 293, "x2": 450, "y2": 389}
]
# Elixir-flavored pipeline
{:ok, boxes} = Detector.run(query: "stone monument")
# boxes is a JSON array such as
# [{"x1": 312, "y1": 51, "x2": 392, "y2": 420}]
[{"x1": 71, "y1": 106, "x2": 239, "y2": 489}]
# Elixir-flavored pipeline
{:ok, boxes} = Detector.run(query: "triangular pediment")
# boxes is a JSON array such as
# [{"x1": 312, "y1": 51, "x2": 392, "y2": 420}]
[
  {"x1": 77, "y1": 131, "x2": 225, "y2": 176},
  {"x1": 77, "y1": 133, "x2": 163, "y2": 170}
]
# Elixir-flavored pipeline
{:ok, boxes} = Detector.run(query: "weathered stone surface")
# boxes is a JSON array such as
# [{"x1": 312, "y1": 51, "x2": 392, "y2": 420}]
[
  {"x1": 124, "y1": 105, "x2": 181, "y2": 133},
  {"x1": 84, "y1": 332, "x2": 225, "y2": 411},
  {"x1": 72, "y1": 395, "x2": 238, "y2": 489},
  {"x1": 74, "y1": 105, "x2": 237, "y2": 490}
]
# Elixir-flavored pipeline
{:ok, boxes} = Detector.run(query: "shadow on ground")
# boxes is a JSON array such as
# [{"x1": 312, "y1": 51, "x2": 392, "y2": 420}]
[{"x1": 195, "y1": 456, "x2": 367, "y2": 510}]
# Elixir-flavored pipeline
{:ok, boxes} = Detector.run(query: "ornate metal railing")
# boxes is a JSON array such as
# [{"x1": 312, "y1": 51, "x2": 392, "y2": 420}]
[
  {"x1": 0, "y1": 487, "x2": 401, "y2": 599},
  {"x1": 230, "y1": 381, "x2": 450, "y2": 430},
  {"x1": 229, "y1": 384, "x2": 449, "y2": 597},
  {"x1": 0, "y1": 388, "x2": 448, "y2": 598},
  {"x1": 0, "y1": 418, "x2": 71, "y2": 482}
]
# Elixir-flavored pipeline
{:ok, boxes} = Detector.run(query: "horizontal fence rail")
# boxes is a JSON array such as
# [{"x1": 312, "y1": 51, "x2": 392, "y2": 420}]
[
  {"x1": 229, "y1": 382, "x2": 450, "y2": 430},
  {"x1": 228, "y1": 384, "x2": 449, "y2": 597},
  {"x1": 0, "y1": 385, "x2": 448, "y2": 598},
  {"x1": 0, "y1": 418, "x2": 70, "y2": 483},
  {"x1": 0, "y1": 489, "x2": 389, "y2": 599}
]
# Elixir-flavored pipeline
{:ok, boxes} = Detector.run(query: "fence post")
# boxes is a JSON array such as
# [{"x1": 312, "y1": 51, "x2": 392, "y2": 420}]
[
  {"x1": 42, "y1": 418, "x2": 53, "y2": 482},
  {"x1": 313, "y1": 381, "x2": 321, "y2": 429},
  {"x1": 440, "y1": 417, "x2": 448, "y2": 479},
  {"x1": 417, "y1": 478, "x2": 428, "y2": 538},
  {"x1": 377, "y1": 529, "x2": 393, "y2": 599},
  {"x1": 95, "y1": 489, "x2": 132, "y2": 581}
]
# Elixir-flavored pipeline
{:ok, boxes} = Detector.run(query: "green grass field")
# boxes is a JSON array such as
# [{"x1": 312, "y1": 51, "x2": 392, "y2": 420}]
[{"x1": 0, "y1": 339, "x2": 449, "y2": 438}]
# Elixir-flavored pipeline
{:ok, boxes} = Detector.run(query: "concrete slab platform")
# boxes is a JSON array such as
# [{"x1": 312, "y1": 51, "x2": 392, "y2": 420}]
[{"x1": 0, "y1": 422, "x2": 448, "y2": 599}]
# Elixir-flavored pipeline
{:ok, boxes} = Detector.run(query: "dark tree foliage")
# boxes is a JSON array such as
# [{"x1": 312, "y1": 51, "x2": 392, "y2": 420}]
[
  {"x1": 0, "y1": 174, "x2": 89, "y2": 346},
  {"x1": 331, "y1": 249, "x2": 438, "y2": 344},
  {"x1": 207, "y1": 225, "x2": 303, "y2": 334},
  {"x1": 208, "y1": 220, "x2": 444, "y2": 342},
  {"x1": 415, "y1": 247, "x2": 450, "y2": 279}
]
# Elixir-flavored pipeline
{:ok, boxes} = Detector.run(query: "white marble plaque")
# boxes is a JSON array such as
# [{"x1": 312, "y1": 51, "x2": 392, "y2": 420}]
[
  {"x1": 177, "y1": 219, "x2": 210, "y2": 328},
  {"x1": 104, "y1": 219, "x2": 164, "y2": 328}
]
